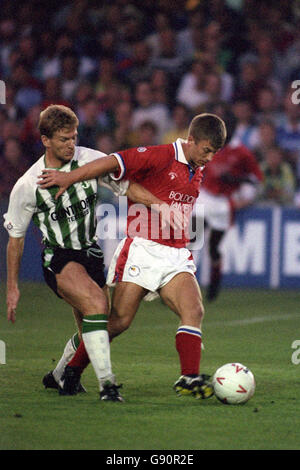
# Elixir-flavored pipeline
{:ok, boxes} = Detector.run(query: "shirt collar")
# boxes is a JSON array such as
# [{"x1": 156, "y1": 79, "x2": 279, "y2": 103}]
[
  {"x1": 173, "y1": 138, "x2": 189, "y2": 165},
  {"x1": 173, "y1": 138, "x2": 204, "y2": 172}
]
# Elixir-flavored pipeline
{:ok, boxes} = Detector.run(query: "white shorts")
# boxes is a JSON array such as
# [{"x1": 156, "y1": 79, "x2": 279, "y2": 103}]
[
  {"x1": 193, "y1": 189, "x2": 232, "y2": 231},
  {"x1": 106, "y1": 237, "x2": 197, "y2": 301}
]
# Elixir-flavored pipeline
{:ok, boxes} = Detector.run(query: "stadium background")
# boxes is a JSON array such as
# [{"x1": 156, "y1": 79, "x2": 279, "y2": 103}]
[{"x1": 0, "y1": 0, "x2": 300, "y2": 289}]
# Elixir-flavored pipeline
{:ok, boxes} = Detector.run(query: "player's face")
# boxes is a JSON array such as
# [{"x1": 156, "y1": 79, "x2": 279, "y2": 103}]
[
  {"x1": 187, "y1": 138, "x2": 217, "y2": 169},
  {"x1": 43, "y1": 127, "x2": 78, "y2": 167}
]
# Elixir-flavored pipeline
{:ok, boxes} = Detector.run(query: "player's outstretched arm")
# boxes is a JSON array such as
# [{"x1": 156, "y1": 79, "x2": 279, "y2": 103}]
[
  {"x1": 38, "y1": 155, "x2": 120, "y2": 199},
  {"x1": 6, "y1": 236, "x2": 24, "y2": 323}
]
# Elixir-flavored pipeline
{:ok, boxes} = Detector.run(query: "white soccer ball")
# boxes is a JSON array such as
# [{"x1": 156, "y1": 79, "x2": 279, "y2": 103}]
[{"x1": 212, "y1": 362, "x2": 256, "y2": 405}]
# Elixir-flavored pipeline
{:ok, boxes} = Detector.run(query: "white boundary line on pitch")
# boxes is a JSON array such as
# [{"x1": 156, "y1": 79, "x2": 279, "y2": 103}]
[{"x1": 206, "y1": 313, "x2": 299, "y2": 327}]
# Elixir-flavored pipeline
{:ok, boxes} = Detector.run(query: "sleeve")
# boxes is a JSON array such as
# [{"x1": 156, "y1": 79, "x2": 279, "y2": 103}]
[
  {"x1": 3, "y1": 177, "x2": 36, "y2": 238},
  {"x1": 110, "y1": 145, "x2": 173, "y2": 181},
  {"x1": 77, "y1": 146, "x2": 126, "y2": 189}
]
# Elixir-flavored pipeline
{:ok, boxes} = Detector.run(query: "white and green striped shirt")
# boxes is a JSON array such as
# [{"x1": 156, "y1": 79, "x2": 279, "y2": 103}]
[{"x1": 4, "y1": 146, "x2": 108, "y2": 250}]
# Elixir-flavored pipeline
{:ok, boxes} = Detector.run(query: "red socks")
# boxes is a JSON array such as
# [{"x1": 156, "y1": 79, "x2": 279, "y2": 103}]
[
  {"x1": 68, "y1": 340, "x2": 90, "y2": 374},
  {"x1": 176, "y1": 326, "x2": 202, "y2": 376},
  {"x1": 68, "y1": 326, "x2": 202, "y2": 378}
]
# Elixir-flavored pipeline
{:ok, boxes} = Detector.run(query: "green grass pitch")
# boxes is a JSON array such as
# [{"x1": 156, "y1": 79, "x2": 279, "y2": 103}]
[{"x1": 0, "y1": 283, "x2": 299, "y2": 450}]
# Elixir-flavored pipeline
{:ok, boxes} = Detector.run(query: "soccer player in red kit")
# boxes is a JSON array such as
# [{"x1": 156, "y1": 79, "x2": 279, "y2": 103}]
[
  {"x1": 39, "y1": 114, "x2": 227, "y2": 399},
  {"x1": 193, "y1": 137, "x2": 263, "y2": 301}
]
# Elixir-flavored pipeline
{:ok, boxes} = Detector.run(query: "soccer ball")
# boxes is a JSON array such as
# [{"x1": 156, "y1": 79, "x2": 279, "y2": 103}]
[{"x1": 212, "y1": 363, "x2": 255, "y2": 405}]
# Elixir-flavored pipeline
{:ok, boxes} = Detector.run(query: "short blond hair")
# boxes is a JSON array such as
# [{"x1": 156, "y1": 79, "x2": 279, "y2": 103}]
[{"x1": 38, "y1": 105, "x2": 79, "y2": 138}]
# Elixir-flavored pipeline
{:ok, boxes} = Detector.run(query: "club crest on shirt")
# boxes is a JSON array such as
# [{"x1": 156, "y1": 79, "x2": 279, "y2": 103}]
[
  {"x1": 128, "y1": 265, "x2": 141, "y2": 277},
  {"x1": 137, "y1": 147, "x2": 147, "y2": 152}
]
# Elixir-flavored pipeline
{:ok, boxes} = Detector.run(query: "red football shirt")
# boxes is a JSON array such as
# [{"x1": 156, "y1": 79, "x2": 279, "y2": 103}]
[
  {"x1": 111, "y1": 139, "x2": 203, "y2": 247},
  {"x1": 202, "y1": 142, "x2": 263, "y2": 197}
]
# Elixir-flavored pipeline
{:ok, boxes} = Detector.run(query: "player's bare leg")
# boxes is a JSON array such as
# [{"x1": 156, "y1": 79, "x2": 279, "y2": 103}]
[
  {"x1": 159, "y1": 272, "x2": 204, "y2": 328},
  {"x1": 159, "y1": 272, "x2": 213, "y2": 399},
  {"x1": 108, "y1": 282, "x2": 147, "y2": 340},
  {"x1": 56, "y1": 262, "x2": 108, "y2": 314},
  {"x1": 54, "y1": 262, "x2": 123, "y2": 401}
]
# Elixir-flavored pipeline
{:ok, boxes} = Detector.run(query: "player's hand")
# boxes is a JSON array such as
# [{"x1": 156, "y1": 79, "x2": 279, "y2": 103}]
[
  {"x1": 38, "y1": 170, "x2": 71, "y2": 199},
  {"x1": 6, "y1": 286, "x2": 20, "y2": 323}
]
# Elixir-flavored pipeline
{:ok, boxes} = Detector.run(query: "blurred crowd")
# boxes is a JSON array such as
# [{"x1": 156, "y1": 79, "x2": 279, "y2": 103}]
[{"x1": 0, "y1": 0, "x2": 300, "y2": 206}]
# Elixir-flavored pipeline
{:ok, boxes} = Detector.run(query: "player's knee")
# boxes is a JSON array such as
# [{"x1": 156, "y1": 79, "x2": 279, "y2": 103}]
[
  {"x1": 108, "y1": 320, "x2": 129, "y2": 340},
  {"x1": 120, "y1": 318, "x2": 132, "y2": 335},
  {"x1": 109, "y1": 308, "x2": 133, "y2": 334},
  {"x1": 84, "y1": 290, "x2": 108, "y2": 314},
  {"x1": 58, "y1": 282, "x2": 108, "y2": 315},
  {"x1": 116, "y1": 314, "x2": 132, "y2": 332}
]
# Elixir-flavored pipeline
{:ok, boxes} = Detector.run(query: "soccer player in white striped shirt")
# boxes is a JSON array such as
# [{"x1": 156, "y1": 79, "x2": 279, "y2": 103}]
[{"x1": 4, "y1": 104, "x2": 165, "y2": 401}]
